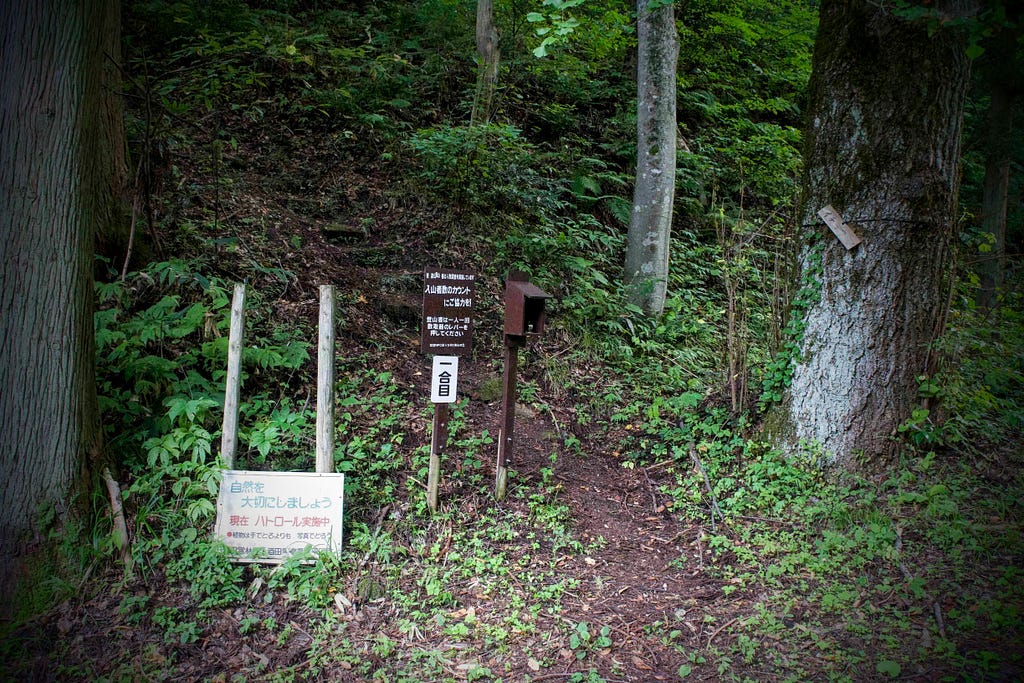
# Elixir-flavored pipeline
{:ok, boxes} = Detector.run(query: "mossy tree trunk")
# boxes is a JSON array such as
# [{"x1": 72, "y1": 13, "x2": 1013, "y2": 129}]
[
  {"x1": 624, "y1": 0, "x2": 678, "y2": 316},
  {"x1": 775, "y1": 0, "x2": 970, "y2": 467},
  {"x1": 0, "y1": 0, "x2": 112, "y2": 603}
]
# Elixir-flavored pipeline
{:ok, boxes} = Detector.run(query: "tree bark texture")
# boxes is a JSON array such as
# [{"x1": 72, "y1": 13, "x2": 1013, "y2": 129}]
[
  {"x1": 624, "y1": 0, "x2": 678, "y2": 316},
  {"x1": 778, "y1": 0, "x2": 969, "y2": 467},
  {"x1": 91, "y1": 0, "x2": 131, "y2": 264},
  {"x1": 471, "y1": 0, "x2": 500, "y2": 127},
  {"x1": 976, "y1": 28, "x2": 1018, "y2": 311},
  {"x1": 1, "y1": 0, "x2": 106, "y2": 602}
]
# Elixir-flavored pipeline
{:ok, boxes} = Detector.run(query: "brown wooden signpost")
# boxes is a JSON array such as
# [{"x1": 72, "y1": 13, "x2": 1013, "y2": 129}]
[
  {"x1": 495, "y1": 272, "x2": 552, "y2": 500},
  {"x1": 421, "y1": 269, "x2": 476, "y2": 513}
]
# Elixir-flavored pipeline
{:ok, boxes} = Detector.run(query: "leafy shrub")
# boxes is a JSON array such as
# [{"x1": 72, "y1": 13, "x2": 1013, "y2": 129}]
[
  {"x1": 95, "y1": 260, "x2": 312, "y2": 585},
  {"x1": 911, "y1": 287, "x2": 1024, "y2": 456},
  {"x1": 405, "y1": 124, "x2": 560, "y2": 215}
]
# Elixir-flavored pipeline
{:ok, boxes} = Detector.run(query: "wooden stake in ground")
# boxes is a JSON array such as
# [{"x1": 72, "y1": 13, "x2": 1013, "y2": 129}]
[
  {"x1": 494, "y1": 339, "x2": 521, "y2": 501},
  {"x1": 494, "y1": 273, "x2": 551, "y2": 501},
  {"x1": 220, "y1": 283, "x2": 246, "y2": 469},
  {"x1": 102, "y1": 467, "x2": 133, "y2": 577},
  {"x1": 427, "y1": 355, "x2": 458, "y2": 513},
  {"x1": 316, "y1": 285, "x2": 335, "y2": 474},
  {"x1": 427, "y1": 403, "x2": 449, "y2": 514}
]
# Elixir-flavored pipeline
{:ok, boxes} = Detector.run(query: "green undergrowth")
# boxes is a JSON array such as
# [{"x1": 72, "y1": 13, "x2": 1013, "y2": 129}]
[
  {"x1": 7, "y1": 1, "x2": 1022, "y2": 681},
  {"x1": 609, "y1": 286, "x2": 1024, "y2": 679},
  {"x1": 52, "y1": 255, "x2": 608, "y2": 679},
  {"x1": 81, "y1": 256, "x2": 1022, "y2": 679}
]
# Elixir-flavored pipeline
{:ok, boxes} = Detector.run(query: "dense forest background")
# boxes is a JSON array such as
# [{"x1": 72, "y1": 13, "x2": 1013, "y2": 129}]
[{"x1": 2, "y1": 0, "x2": 1022, "y2": 680}]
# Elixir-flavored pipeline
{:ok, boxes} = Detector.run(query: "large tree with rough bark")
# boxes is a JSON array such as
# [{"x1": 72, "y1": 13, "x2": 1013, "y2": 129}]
[
  {"x1": 770, "y1": 0, "x2": 971, "y2": 467},
  {"x1": 623, "y1": 0, "x2": 678, "y2": 316},
  {"x1": 0, "y1": 0, "x2": 120, "y2": 602}
]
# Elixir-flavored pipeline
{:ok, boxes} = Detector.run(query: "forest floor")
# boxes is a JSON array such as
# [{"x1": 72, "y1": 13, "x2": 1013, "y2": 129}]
[
  {"x1": 5, "y1": 102, "x2": 1023, "y2": 682},
  {"x1": 5, "y1": 114, "x2": 745, "y2": 682}
]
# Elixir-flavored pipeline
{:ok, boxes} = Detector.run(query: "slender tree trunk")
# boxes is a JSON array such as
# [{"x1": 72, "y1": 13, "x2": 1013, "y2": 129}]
[
  {"x1": 624, "y1": 0, "x2": 678, "y2": 316},
  {"x1": 471, "y1": 0, "x2": 500, "y2": 127},
  {"x1": 976, "y1": 30, "x2": 1017, "y2": 311},
  {"x1": 92, "y1": 0, "x2": 130, "y2": 265},
  {"x1": 0, "y1": 0, "x2": 107, "y2": 606},
  {"x1": 771, "y1": 0, "x2": 970, "y2": 467}
]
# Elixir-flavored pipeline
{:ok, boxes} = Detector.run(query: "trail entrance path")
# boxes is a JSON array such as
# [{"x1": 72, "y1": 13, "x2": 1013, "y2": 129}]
[{"x1": 491, "y1": 404, "x2": 733, "y2": 680}]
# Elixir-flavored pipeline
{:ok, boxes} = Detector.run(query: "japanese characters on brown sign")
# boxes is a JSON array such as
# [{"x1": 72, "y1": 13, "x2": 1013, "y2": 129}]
[{"x1": 421, "y1": 268, "x2": 475, "y2": 356}]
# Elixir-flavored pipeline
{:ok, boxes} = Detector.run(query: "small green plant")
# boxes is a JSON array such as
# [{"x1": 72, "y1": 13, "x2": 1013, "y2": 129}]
[
  {"x1": 152, "y1": 606, "x2": 201, "y2": 645},
  {"x1": 567, "y1": 621, "x2": 612, "y2": 660},
  {"x1": 238, "y1": 613, "x2": 261, "y2": 634},
  {"x1": 118, "y1": 593, "x2": 151, "y2": 625}
]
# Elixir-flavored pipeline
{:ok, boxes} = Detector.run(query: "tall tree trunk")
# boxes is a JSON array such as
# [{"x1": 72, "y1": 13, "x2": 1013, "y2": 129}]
[
  {"x1": 624, "y1": 0, "x2": 678, "y2": 316},
  {"x1": 976, "y1": 28, "x2": 1017, "y2": 311},
  {"x1": 93, "y1": 0, "x2": 131, "y2": 266},
  {"x1": 0, "y1": 0, "x2": 107, "y2": 606},
  {"x1": 771, "y1": 0, "x2": 970, "y2": 467},
  {"x1": 471, "y1": 0, "x2": 500, "y2": 127}
]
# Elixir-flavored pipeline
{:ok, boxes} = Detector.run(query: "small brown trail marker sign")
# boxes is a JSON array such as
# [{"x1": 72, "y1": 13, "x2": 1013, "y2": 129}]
[
  {"x1": 421, "y1": 269, "x2": 475, "y2": 514},
  {"x1": 421, "y1": 269, "x2": 475, "y2": 356},
  {"x1": 818, "y1": 205, "x2": 862, "y2": 250}
]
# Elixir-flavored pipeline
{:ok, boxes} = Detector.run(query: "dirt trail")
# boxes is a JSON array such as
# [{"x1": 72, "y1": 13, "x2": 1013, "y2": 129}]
[{"x1": 500, "y1": 405, "x2": 731, "y2": 679}]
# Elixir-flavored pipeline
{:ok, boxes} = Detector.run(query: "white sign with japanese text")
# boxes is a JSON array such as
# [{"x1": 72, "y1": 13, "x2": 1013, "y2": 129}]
[
  {"x1": 430, "y1": 355, "x2": 459, "y2": 403},
  {"x1": 214, "y1": 470, "x2": 345, "y2": 563}
]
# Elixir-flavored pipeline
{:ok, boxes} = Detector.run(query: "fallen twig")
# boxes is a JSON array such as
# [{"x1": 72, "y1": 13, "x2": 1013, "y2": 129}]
[
  {"x1": 643, "y1": 459, "x2": 675, "y2": 472},
  {"x1": 689, "y1": 444, "x2": 724, "y2": 532},
  {"x1": 706, "y1": 616, "x2": 739, "y2": 648},
  {"x1": 894, "y1": 529, "x2": 946, "y2": 639}
]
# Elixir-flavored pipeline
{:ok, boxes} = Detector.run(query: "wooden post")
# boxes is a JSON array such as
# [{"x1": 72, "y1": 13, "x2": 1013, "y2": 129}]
[
  {"x1": 316, "y1": 285, "x2": 336, "y2": 473},
  {"x1": 494, "y1": 340, "x2": 521, "y2": 500},
  {"x1": 220, "y1": 284, "x2": 246, "y2": 469},
  {"x1": 427, "y1": 402, "x2": 449, "y2": 514}
]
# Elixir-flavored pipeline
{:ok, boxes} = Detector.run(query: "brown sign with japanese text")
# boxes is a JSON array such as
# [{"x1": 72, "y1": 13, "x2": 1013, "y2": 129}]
[{"x1": 421, "y1": 269, "x2": 475, "y2": 356}]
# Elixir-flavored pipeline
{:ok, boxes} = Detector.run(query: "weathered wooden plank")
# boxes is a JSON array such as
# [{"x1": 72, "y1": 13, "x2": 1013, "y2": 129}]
[
  {"x1": 494, "y1": 340, "x2": 521, "y2": 501},
  {"x1": 426, "y1": 402, "x2": 448, "y2": 514},
  {"x1": 220, "y1": 284, "x2": 246, "y2": 469},
  {"x1": 316, "y1": 285, "x2": 336, "y2": 474},
  {"x1": 818, "y1": 205, "x2": 862, "y2": 250}
]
